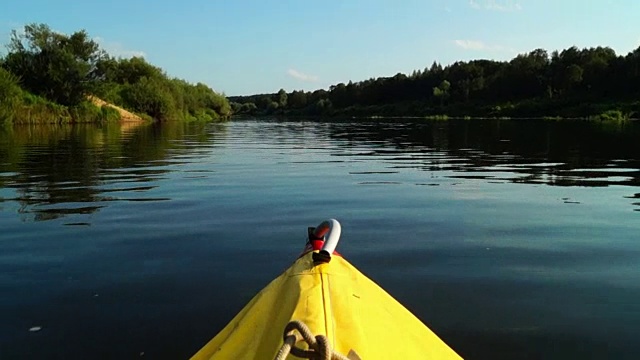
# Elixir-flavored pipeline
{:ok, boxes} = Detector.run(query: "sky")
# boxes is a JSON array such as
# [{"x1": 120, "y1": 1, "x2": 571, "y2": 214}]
[{"x1": 1, "y1": 0, "x2": 639, "y2": 96}]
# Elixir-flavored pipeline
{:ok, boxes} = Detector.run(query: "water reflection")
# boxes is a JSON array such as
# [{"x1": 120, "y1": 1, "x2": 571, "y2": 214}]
[
  {"x1": 1, "y1": 118, "x2": 639, "y2": 359},
  {"x1": 1, "y1": 119, "x2": 639, "y2": 222},
  {"x1": 317, "y1": 119, "x2": 640, "y2": 211},
  {"x1": 0, "y1": 122, "x2": 227, "y2": 222}
]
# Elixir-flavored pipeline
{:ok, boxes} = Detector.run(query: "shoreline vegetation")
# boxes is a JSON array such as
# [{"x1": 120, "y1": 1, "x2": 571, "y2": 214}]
[
  {"x1": 3, "y1": 24, "x2": 638, "y2": 125},
  {"x1": 0, "y1": 24, "x2": 230, "y2": 125},
  {"x1": 230, "y1": 47, "x2": 640, "y2": 122}
]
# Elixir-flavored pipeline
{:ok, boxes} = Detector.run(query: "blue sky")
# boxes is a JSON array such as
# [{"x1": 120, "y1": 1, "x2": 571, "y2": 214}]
[{"x1": 1, "y1": 0, "x2": 639, "y2": 96}]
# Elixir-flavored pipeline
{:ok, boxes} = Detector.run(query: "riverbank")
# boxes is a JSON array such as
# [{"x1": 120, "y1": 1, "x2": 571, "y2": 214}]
[
  {"x1": 88, "y1": 96, "x2": 146, "y2": 123},
  {"x1": 1, "y1": 23, "x2": 230, "y2": 125},
  {"x1": 232, "y1": 97, "x2": 639, "y2": 122}
]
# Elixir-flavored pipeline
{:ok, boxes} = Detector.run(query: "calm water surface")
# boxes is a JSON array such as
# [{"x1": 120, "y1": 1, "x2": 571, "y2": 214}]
[{"x1": 1, "y1": 118, "x2": 639, "y2": 359}]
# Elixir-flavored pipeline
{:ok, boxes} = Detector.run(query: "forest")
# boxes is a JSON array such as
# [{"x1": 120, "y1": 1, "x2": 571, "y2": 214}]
[
  {"x1": 3, "y1": 23, "x2": 639, "y2": 123},
  {"x1": 0, "y1": 24, "x2": 230, "y2": 124},
  {"x1": 230, "y1": 46, "x2": 640, "y2": 120}
]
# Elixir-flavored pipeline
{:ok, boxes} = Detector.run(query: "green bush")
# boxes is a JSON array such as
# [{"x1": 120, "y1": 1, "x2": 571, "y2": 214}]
[
  {"x1": 13, "y1": 92, "x2": 70, "y2": 123},
  {"x1": 120, "y1": 77, "x2": 178, "y2": 120},
  {"x1": 101, "y1": 106, "x2": 122, "y2": 122},
  {"x1": 591, "y1": 109, "x2": 629, "y2": 122},
  {"x1": 0, "y1": 68, "x2": 23, "y2": 124},
  {"x1": 69, "y1": 101, "x2": 102, "y2": 122},
  {"x1": 67, "y1": 101, "x2": 119, "y2": 123},
  {"x1": 2, "y1": 24, "x2": 231, "y2": 124}
]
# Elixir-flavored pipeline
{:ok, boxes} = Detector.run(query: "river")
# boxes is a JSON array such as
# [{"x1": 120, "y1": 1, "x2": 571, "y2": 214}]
[{"x1": 1, "y1": 118, "x2": 639, "y2": 359}]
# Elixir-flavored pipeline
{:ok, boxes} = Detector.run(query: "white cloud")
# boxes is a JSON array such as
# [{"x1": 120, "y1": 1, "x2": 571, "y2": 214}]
[
  {"x1": 287, "y1": 69, "x2": 319, "y2": 82},
  {"x1": 94, "y1": 37, "x2": 146, "y2": 58},
  {"x1": 469, "y1": 0, "x2": 522, "y2": 12},
  {"x1": 454, "y1": 39, "x2": 516, "y2": 53},
  {"x1": 454, "y1": 39, "x2": 488, "y2": 50},
  {"x1": 445, "y1": 6, "x2": 453, "y2": 12}
]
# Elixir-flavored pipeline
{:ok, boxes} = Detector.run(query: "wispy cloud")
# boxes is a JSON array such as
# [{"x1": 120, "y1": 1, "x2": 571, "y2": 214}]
[
  {"x1": 454, "y1": 39, "x2": 515, "y2": 53},
  {"x1": 469, "y1": 0, "x2": 522, "y2": 12},
  {"x1": 454, "y1": 40, "x2": 488, "y2": 50},
  {"x1": 94, "y1": 37, "x2": 146, "y2": 58},
  {"x1": 444, "y1": 6, "x2": 453, "y2": 13},
  {"x1": 287, "y1": 69, "x2": 319, "y2": 82}
]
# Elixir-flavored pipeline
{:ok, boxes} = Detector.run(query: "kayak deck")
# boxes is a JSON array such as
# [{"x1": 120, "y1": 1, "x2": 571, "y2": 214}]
[{"x1": 192, "y1": 252, "x2": 462, "y2": 359}]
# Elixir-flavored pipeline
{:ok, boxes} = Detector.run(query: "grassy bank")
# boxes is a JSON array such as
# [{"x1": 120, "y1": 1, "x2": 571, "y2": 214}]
[
  {"x1": 1, "y1": 23, "x2": 230, "y2": 125},
  {"x1": 1, "y1": 69, "x2": 120, "y2": 125}
]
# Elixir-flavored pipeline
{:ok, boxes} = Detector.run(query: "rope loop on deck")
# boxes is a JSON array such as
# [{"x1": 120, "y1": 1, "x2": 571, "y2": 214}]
[{"x1": 273, "y1": 320, "x2": 353, "y2": 360}]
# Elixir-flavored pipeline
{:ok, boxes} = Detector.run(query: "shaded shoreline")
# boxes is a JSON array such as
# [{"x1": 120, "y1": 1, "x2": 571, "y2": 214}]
[{"x1": 232, "y1": 114, "x2": 639, "y2": 122}]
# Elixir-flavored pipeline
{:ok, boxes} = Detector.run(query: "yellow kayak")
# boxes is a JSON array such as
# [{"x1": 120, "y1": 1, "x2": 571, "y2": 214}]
[{"x1": 192, "y1": 219, "x2": 462, "y2": 360}]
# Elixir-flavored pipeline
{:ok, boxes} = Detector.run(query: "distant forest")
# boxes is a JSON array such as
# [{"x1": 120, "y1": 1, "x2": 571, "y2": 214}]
[{"x1": 230, "y1": 46, "x2": 640, "y2": 120}]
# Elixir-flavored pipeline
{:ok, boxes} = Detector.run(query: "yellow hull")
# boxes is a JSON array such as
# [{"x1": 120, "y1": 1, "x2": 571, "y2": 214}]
[{"x1": 192, "y1": 252, "x2": 462, "y2": 359}]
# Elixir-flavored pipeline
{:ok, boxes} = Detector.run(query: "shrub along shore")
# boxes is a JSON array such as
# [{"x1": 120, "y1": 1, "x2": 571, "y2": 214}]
[{"x1": 0, "y1": 23, "x2": 230, "y2": 125}]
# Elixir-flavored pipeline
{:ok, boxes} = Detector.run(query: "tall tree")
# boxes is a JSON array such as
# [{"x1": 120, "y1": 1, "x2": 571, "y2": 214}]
[
  {"x1": 277, "y1": 88, "x2": 288, "y2": 108},
  {"x1": 433, "y1": 80, "x2": 450, "y2": 106},
  {"x1": 2, "y1": 23, "x2": 107, "y2": 105}
]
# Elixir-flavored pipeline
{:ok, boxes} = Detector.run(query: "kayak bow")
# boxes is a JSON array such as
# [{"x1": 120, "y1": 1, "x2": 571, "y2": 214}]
[{"x1": 192, "y1": 219, "x2": 462, "y2": 360}]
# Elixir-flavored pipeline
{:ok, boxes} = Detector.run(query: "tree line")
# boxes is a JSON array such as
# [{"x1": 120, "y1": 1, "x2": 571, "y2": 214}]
[
  {"x1": 0, "y1": 23, "x2": 230, "y2": 124},
  {"x1": 230, "y1": 46, "x2": 640, "y2": 119}
]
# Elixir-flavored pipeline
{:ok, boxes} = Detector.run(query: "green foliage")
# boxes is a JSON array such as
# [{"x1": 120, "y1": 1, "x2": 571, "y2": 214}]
[
  {"x1": 591, "y1": 110, "x2": 629, "y2": 122},
  {"x1": 120, "y1": 76, "x2": 177, "y2": 120},
  {"x1": 3, "y1": 23, "x2": 107, "y2": 106},
  {"x1": 313, "y1": 99, "x2": 333, "y2": 115},
  {"x1": 95, "y1": 82, "x2": 125, "y2": 105},
  {"x1": 68, "y1": 101, "x2": 122, "y2": 123},
  {"x1": 266, "y1": 101, "x2": 279, "y2": 114},
  {"x1": 433, "y1": 80, "x2": 451, "y2": 106},
  {"x1": 14, "y1": 92, "x2": 71, "y2": 123},
  {"x1": 0, "y1": 67, "x2": 23, "y2": 124},
  {"x1": 68, "y1": 101, "x2": 102, "y2": 122},
  {"x1": 231, "y1": 101, "x2": 258, "y2": 115},
  {"x1": 425, "y1": 114, "x2": 449, "y2": 120},
  {"x1": 101, "y1": 105, "x2": 122, "y2": 122},
  {"x1": 230, "y1": 45, "x2": 640, "y2": 119},
  {"x1": 98, "y1": 56, "x2": 164, "y2": 84},
  {"x1": 277, "y1": 88, "x2": 288, "y2": 108},
  {"x1": 0, "y1": 23, "x2": 230, "y2": 124},
  {"x1": 9, "y1": 94, "x2": 118, "y2": 124},
  {"x1": 288, "y1": 90, "x2": 308, "y2": 109},
  {"x1": 101, "y1": 60, "x2": 230, "y2": 121},
  {"x1": 564, "y1": 64, "x2": 584, "y2": 88}
]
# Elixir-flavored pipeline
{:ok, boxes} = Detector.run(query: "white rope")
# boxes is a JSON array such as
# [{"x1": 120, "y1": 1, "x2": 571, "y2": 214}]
[{"x1": 273, "y1": 320, "x2": 354, "y2": 360}]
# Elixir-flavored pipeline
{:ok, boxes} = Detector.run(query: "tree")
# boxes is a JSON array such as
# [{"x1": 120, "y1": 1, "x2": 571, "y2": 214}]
[
  {"x1": 106, "y1": 56, "x2": 164, "y2": 84},
  {"x1": 241, "y1": 102, "x2": 257, "y2": 114},
  {"x1": 3, "y1": 23, "x2": 107, "y2": 105},
  {"x1": 277, "y1": 88, "x2": 288, "y2": 109},
  {"x1": 329, "y1": 83, "x2": 350, "y2": 107},
  {"x1": 227, "y1": 44, "x2": 640, "y2": 118},
  {"x1": 433, "y1": 80, "x2": 450, "y2": 106},
  {"x1": 314, "y1": 99, "x2": 332, "y2": 115},
  {"x1": 120, "y1": 76, "x2": 176, "y2": 120},
  {"x1": 429, "y1": 61, "x2": 443, "y2": 74},
  {"x1": 564, "y1": 64, "x2": 584, "y2": 89},
  {"x1": 288, "y1": 90, "x2": 308, "y2": 109}
]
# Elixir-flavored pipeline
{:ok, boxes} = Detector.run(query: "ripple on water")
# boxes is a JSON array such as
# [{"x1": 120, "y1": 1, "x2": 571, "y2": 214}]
[{"x1": 1, "y1": 119, "x2": 639, "y2": 359}]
